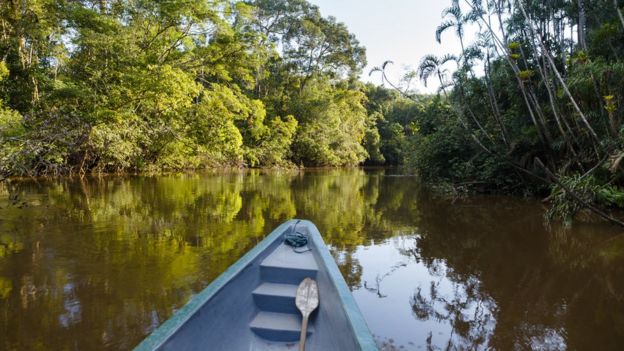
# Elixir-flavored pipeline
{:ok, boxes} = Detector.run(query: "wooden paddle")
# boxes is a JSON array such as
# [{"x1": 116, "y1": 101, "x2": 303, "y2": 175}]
[{"x1": 295, "y1": 277, "x2": 319, "y2": 351}]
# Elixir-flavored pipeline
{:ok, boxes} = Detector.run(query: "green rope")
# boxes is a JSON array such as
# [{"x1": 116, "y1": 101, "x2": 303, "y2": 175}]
[
  {"x1": 284, "y1": 220, "x2": 311, "y2": 253},
  {"x1": 284, "y1": 231, "x2": 308, "y2": 248}
]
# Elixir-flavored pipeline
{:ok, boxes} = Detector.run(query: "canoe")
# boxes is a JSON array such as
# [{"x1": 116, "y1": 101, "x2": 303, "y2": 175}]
[{"x1": 134, "y1": 219, "x2": 378, "y2": 351}]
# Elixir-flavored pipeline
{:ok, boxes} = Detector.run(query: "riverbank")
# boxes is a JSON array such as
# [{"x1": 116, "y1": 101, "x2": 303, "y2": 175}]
[{"x1": 3, "y1": 165, "x2": 624, "y2": 228}]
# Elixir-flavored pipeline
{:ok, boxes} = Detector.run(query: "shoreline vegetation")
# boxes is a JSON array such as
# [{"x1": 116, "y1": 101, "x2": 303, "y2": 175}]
[{"x1": 2, "y1": 0, "x2": 624, "y2": 224}]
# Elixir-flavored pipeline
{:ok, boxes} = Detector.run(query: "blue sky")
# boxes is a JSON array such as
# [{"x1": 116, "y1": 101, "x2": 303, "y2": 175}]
[{"x1": 308, "y1": 0, "x2": 468, "y2": 93}]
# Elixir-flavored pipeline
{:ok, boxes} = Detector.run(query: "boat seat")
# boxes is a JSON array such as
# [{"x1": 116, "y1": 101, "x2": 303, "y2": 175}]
[
  {"x1": 249, "y1": 311, "x2": 314, "y2": 342},
  {"x1": 250, "y1": 243, "x2": 319, "y2": 342},
  {"x1": 253, "y1": 283, "x2": 299, "y2": 314},
  {"x1": 259, "y1": 244, "x2": 318, "y2": 284}
]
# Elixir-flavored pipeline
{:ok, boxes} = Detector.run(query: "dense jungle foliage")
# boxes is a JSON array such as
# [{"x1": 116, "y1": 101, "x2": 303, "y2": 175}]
[
  {"x1": 2, "y1": 0, "x2": 624, "y2": 220},
  {"x1": 372, "y1": 0, "x2": 624, "y2": 221},
  {"x1": 0, "y1": 0, "x2": 377, "y2": 175}
]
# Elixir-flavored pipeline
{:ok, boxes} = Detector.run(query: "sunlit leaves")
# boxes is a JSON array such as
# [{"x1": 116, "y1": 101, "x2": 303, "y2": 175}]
[
  {"x1": 0, "y1": 0, "x2": 375, "y2": 174},
  {"x1": 291, "y1": 79, "x2": 368, "y2": 166}
]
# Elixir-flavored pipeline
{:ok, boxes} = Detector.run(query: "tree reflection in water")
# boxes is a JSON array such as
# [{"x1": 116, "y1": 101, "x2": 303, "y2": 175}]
[
  {"x1": 0, "y1": 170, "x2": 623, "y2": 350},
  {"x1": 409, "y1": 259, "x2": 496, "y2": 350}
]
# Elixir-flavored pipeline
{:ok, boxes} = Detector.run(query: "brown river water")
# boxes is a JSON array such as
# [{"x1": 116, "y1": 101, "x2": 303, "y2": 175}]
[{"x1": 0, "y1": 169, "x2": 623, "y2": 350}]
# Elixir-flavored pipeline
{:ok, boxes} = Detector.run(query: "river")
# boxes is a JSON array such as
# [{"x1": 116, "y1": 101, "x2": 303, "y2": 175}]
[{"x1": 0, "y1": 169, "x2": 623, "y2": 350}]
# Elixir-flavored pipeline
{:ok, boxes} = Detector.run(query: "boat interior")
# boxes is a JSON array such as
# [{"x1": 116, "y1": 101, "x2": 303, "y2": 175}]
[{"x1": 152, "y1": 221, "x2": 366, "y2": 350}]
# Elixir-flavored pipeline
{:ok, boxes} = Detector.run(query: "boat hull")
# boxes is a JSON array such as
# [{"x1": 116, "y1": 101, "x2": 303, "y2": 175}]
[{"x1": 134, "y1": 220, "x2": 377, "y2": 351}]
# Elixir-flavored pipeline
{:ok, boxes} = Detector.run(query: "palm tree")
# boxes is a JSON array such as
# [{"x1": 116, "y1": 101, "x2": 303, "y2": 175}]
[
  {"x1": 369, "y1": 60, "x2": 417, "y2": 100},
  {"x1": 417, "y1": 54, "x2": 457, "y2": 96},
  {"x1": 435, "y1": 0, "x2": 468, "y2": 54},
  {"x1": 418, "y1": 52, "x2": 497, "y2": 146}
]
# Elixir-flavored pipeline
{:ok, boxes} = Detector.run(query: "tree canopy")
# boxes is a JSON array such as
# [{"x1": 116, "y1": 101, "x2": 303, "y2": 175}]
[{"x1": 0, "y1": 0, "x2": 370, "y2": 176}]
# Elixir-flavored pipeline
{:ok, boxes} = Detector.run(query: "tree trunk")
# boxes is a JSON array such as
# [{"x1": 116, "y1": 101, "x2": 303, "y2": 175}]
[
  {"x1": 470, "y1": 1, "x2": 550, "y2": 146},
  {"x1": 484, "y1": 55, "x2": 510, "y2": 148},
  {"x1": 458, "y1": 31, "x2": 466, "y2": 65},
  {"x1": 616, "y1": 0, "x2": 624, "y2": 30},
  {"x1": 517, "y1": 0, "x2": 599, "y2": 141},
  {"x1": 578, "y1": 0, "x2": 587, "y2": 51},
  {"x1": 18, "y1": 36, "x2": 26, "y2": 69}
]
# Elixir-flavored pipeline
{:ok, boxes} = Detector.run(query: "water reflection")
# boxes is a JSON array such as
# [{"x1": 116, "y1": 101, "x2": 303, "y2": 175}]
[{"x1": 0, "y1": 170, "x2": 623, "y2": 350}]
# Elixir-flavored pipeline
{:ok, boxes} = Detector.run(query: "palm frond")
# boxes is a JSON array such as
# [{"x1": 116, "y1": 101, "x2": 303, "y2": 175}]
[
  {"x1": 463, "y1": 45, "x2": 484, "y2": 61},
  {"x1": 441, "y1": 54, "x2": 459, "y2": 65},
  {"x1": 368, "y1": 66, "x2": 382, "y2": 77},
  {"x1": 442, "y1": 4, "x2": 462, "y2": 20},
  {"x1": 466, "y1": 0, "x2": 484, "y2": 21},
  {"x1": 417, "y1": 55, "x2": 441, "y2": 86},
  {"x1": 382, "y1": 60, "x2": 393, "y2": 70},
  {"x1": 435, "y1": 20, "x2": 457, "y2": 43}
]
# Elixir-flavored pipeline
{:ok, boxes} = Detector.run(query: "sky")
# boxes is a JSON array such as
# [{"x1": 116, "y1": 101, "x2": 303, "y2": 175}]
[{"x1": 307, "y1": 0, "x2": 469, "y2": 94}]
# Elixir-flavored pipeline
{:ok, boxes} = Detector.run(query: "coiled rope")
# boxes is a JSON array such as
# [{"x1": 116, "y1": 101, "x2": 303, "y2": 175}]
[{"x1": 284, "y1": 220, "x2": 311, "y2": 253}]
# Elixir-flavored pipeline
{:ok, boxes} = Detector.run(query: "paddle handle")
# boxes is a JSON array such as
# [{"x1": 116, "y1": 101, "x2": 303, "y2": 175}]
[{"x1": 299, "y1": 315, "x2": 309, "y2": 351}]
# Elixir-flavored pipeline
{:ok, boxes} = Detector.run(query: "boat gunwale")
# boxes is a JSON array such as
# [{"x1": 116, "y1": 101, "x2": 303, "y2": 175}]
[
  {"x1": 134, "y1": 219, "x2": 377, "y2": 351},
  {"x1": 305, "y1": 221, "x2": 378, "y2": 350}
]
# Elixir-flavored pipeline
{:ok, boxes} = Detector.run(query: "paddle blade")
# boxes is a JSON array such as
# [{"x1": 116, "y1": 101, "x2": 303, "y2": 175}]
[{"x1": 295, "y1": 278, "x2": 319, "y2": 317}]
